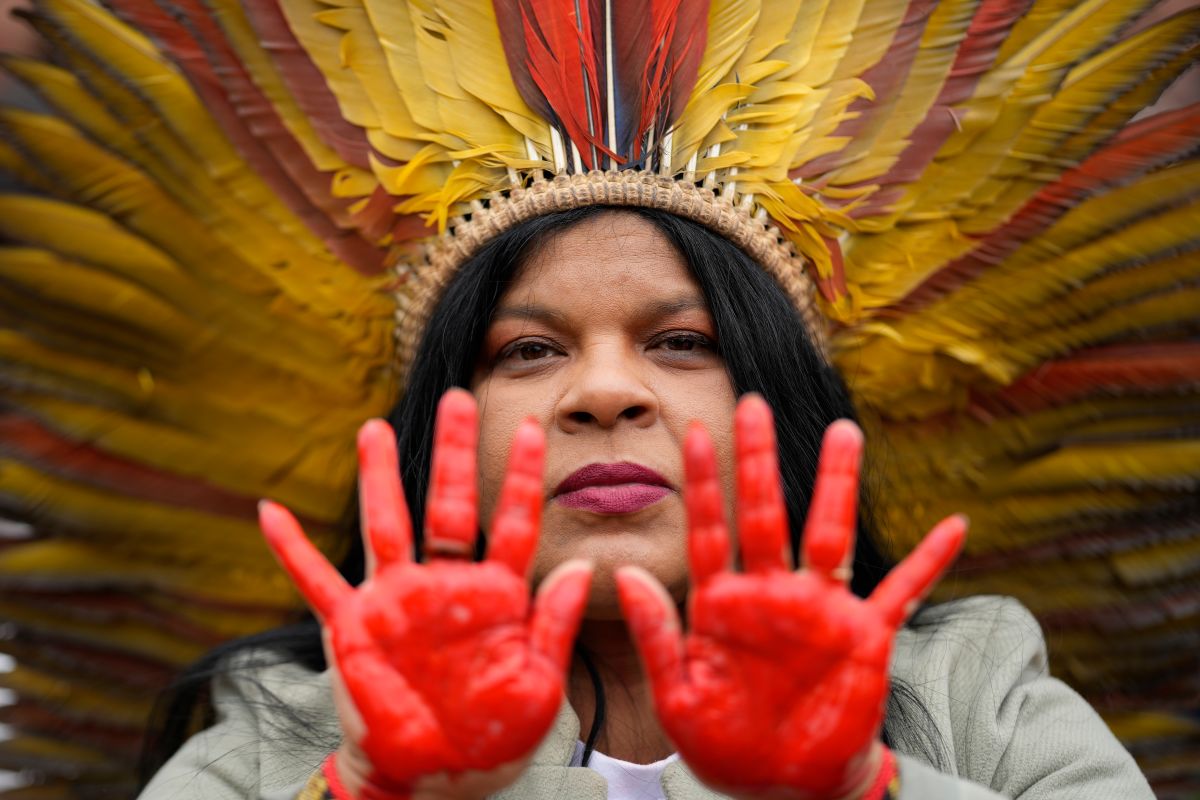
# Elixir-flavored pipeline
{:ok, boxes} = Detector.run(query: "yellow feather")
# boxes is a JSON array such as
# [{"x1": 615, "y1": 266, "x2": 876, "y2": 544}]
[
  {"x1": 0, "y1": 540, "x2": 297, "y2": 609},
  {"x1": 819, "y1": 0, "x2": 982, "y2": 185},
  {"x1": 672, "y1": 82, "x2": 755, "y2": 174},
  {"x1": 0, "y1": 110, "x2": 396, "y2": 350},
  {"x1": 1112, "y1": 536, "x2": 1200, "y2": 588},
  {"x1": 901, "y1": 0, "x2": 1155, "y2": 217},
  {"x1": 961, "y1": 13, "x2": 1200, "y2": 235},
  {"x1": 317, "y1": 4, "x2": 431, "y2": 139},
  {"x1": 406, "y1": 1, "x2": 531, "y2": 160},
  {"x1": 0, "y1": 667, "x2": 153, "y2": 727},
  {"x1": 277, "y1": 0, "x2": 381, "y2": 127},
  {"x1": 0, "y1": 455, "x2": 336, "y2": 568},
  {"x1": 777, "y1": 0, "x2": 867, "y2": 87},
  {"x1": 729, "y1": 0, "x2": 796, "y2": 77},
  {"x1": 993, "y1": 0, "x2": 1079, "y2": 64},
  {"x1": 0, "y1": 208, "x2": 394, "y2": 417},
  {"x1": 2, "y1": 375, "x2": 372, "y2": 519},
  {"x1": 1007, "y1": 250, "x2": 1200, "y2": 350},
  {"x1": 0, "y1": 598, "x2": 208, "y2": 665},
  {"x1": 691, "y1": 0, "x2": 761, "y2": 96},
  {"x1": 432, "y1": 0, "x2": 549, "y2": 147},
  {"x1": 994, "y1": 160, "x2": 1200, "y2": 277},
  {"x1": 902, "y1": 198, "x2": 1200, "y2": 386},
  {"x1": 998, "y1": 440, "x2": 1200, "y2": 494},
  {"x1": 2, "y1": 56, "x2": 294, "y2": 259},
  {"x1": 39, "y1": 0, "x2": 318, "y2": 239},
  {"x1": 206, "y1": 0, "x2": 352, "y2": 174}
]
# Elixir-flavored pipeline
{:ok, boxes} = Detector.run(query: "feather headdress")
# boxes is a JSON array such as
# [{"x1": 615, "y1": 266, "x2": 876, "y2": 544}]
[{"x1": 0, "y1": 0, "x2": 1199, "y2": 795}]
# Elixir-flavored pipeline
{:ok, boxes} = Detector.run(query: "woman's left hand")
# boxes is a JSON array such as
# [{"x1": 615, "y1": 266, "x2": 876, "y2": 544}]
[{"x1": 616, "y1": 395, "x2": 966, "y2": 800}]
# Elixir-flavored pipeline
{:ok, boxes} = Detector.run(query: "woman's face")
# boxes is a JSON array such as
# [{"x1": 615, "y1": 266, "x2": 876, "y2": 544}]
[{"x1": 472, "y1": 212, "x2": 737, "y2": 616}]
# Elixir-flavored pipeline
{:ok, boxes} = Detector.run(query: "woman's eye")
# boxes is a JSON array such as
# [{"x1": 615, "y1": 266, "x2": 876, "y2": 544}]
[
  {"x1": 515, "y1": 343, "x2": 551, "y2": 360},
  {"x1": 656, "y1": 333, "x2": 714, "y2": 353},
  {"x1": 663, "y1": 336, "x2": 699, "y2": 351},
  {"x1": 498, "y1": 339, "x2": 559, "y2": 364}
]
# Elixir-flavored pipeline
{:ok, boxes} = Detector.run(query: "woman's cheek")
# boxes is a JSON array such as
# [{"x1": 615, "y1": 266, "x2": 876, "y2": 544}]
[{"x1": 472, "y1": 400, "x2": 525, "y2": 532}]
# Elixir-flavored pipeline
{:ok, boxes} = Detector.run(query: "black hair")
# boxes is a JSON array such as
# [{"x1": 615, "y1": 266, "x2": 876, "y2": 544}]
[{"x1": 140, "y1": 206, "x2": 946, "y2": 785}]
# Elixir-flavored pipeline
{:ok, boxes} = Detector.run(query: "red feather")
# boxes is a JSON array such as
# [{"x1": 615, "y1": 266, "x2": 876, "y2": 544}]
[
  {"x1": 628, "y1": 0, "x2": 707, "y2": 161},
  {"x1": 493, "y1": 0, "x2": 555, "y2": 122},
  {"x1": 493, "y1": 0, "x2": 706, "y2": 168},
  {"x1": 977, "y1": 342, "x2": 1200, "y2": 415},
  {"x1": 520, "y1": 0, "x2": 612, "y2": 168}
]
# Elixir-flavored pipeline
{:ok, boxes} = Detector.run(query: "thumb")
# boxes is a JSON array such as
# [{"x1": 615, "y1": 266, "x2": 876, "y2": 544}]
[
  {"x1": 615, "y1": 566, "x2": 684, "y2": 696},
  {"x1": 529, "y1": 559, "x2": 593, "y2": 672}
]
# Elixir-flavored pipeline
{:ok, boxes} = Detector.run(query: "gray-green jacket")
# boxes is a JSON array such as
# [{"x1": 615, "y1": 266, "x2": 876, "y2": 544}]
[{"x1": 139, "y1": 596, "x2": 1152, "y2": 800}]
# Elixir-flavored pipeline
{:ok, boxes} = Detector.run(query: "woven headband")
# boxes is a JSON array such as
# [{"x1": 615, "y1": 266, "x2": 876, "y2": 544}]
[{"x1": 394, "y1": 171, "x2": 827, "y2": 375}]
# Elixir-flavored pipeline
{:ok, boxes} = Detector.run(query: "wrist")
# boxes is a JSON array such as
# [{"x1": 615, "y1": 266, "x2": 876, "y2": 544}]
[
  {"x1": 320, "y1": 749, "x2": 498, "y2": 800},
  {"x1": 725, "y1": 742, "x2": 898, "y2": 800},
  {"x1": 846, "y1": 744, "x2": 897, "y2": 800},
  {"x1": 323, "y1": 750, "x2": 412, "y2": 800},
  {"x1": 814, "y1": 742, "x2": 894, "y2": 800}
]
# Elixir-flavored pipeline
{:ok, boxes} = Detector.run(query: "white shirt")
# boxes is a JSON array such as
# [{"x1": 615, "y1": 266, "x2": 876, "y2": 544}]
[{"x1": 571, "y1": 741, "x2": 680, "y2": 800}]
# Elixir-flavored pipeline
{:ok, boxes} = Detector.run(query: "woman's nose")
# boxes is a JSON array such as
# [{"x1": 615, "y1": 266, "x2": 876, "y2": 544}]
[{"x1": 555, "y1": 345, "x2": 658, "y2": 432}]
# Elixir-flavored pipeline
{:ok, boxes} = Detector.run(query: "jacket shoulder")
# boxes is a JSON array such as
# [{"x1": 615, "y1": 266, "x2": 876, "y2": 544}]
[
  {"x1": 891, "y1": 595, "x2": 1151, "y2": 799},
  {"x1": 138, "y1": 653, "x2": 336, "y2": 800}
]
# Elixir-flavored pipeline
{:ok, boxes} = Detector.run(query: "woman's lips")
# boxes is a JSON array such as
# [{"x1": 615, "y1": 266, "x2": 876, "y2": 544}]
[
  {"x1": 553, "y1": 462, "x2": 673, "y2": 514},
  {"x1": 556, "y1": 484, "x2": 672, "y2": 514}
]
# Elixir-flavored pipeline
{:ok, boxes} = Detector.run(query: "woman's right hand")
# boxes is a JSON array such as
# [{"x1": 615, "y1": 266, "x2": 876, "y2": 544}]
[{"x1": 258, "y1": 389, "x2": 593, "y2": 800}]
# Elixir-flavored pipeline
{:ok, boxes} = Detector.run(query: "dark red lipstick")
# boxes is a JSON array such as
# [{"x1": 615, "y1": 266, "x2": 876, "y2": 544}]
[{"x1": 554, "y1": 462, "x2": 673, "y2": 514}]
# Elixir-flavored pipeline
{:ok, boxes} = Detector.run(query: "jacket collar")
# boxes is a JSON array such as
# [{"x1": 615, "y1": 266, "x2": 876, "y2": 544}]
[{"x1": 490, "y1": 697, "x2": 730, "y2": 800}]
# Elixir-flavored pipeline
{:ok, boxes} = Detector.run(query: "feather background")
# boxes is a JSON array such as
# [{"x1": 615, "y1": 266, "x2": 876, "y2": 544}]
[{"x1": 1, "y1": 0, "x2": 1199, "y2": 795}]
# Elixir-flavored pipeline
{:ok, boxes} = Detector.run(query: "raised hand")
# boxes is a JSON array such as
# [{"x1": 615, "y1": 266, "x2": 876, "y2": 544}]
[
  {"x1": 616, "y1": 395, "x2": 966, "y2": 800},
  {"x1": 259, "y1": 389, "x2": 592, "y2": 799}
]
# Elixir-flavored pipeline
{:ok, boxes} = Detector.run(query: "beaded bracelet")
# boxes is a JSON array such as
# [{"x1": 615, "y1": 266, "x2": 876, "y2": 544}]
[
  {"x1": 299, "y1": 753, "x2": 415, "y2": 800},
  {"x1": 295, "y1": 762, "x2": 333, "y2": 800}
]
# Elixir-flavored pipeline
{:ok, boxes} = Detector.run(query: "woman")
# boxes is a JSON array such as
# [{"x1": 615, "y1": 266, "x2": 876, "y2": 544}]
[
  {"x1": 138, "y1": 207, "x2": 1152, "y2": 800},
  {"x1": 2, "y1": 0, "x2": 1192, "y2": 794}
]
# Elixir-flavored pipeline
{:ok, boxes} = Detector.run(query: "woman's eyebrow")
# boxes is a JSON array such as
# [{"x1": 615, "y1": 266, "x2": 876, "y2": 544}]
[
  {"x1": 649, "y1": 297, "x2": 709, "y2": 317},
  {"x1": 491, "y1": 304, "x2": 567, "y2": 325},
  {"x1": 492, "y1": 296, "x2": 708, "y2": 325}
]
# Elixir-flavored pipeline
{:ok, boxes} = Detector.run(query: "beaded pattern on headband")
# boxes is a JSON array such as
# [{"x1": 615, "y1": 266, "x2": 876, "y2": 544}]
[{"x1": 392, "y1": 171, "x2": 829, "y2": 378}]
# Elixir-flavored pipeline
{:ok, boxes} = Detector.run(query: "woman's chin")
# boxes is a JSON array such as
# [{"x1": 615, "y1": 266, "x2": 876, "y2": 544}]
[{"x1": 567, "y1": 553, "x2": 688, "y2": 621}]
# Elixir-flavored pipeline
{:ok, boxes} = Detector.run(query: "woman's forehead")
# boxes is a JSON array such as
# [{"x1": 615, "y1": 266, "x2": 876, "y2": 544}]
[{"x1": 505, "y1": 212, "x2": 706, "y2": 309}]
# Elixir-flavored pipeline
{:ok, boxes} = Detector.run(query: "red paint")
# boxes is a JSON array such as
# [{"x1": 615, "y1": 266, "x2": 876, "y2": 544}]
[
  {"x1": 259, "y1": 390, "x2": 592, "y2": 797},
  {"x1": 262, "y1": 390, "x2": 965, "y2": 797},
  {"x1": 617, "y1": 395, "x2": 967, "y2": 799}
]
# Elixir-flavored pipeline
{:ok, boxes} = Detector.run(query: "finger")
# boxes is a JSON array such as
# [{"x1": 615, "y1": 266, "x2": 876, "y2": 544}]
[
  {"x1": 529, "y1": 559, "x2": 593, "y2": 672},
  {"x1": 424, "y1": 389, "x2": 479, "y2": 559},
  {"x1": 868, "y1": 515, "x2": 968, "y2": 628},
  {"x1": 259, "y1": 500, "x2": 352, "y2": 620},
  {"x1": 358, "y1": 419, "x2": 413, "y2": 576},
  {"x1": 684, "y1": 421, "x2": 730, "y2": 588},
  {"x1": 734, "y1": 394, "x2": 791, "y2": 573},
  {"x1": 486, "y1": 419, "x2": 545, "y2": 578},
  {"x1": 615, "y1": 566, "x2": 684, "y2": 694},
  {"x1": 801, "y1": 420, "x2": 863, "y2": 582},
  {"x1": 328, "y1": 616, "x2": 447, "y2": 770}
]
